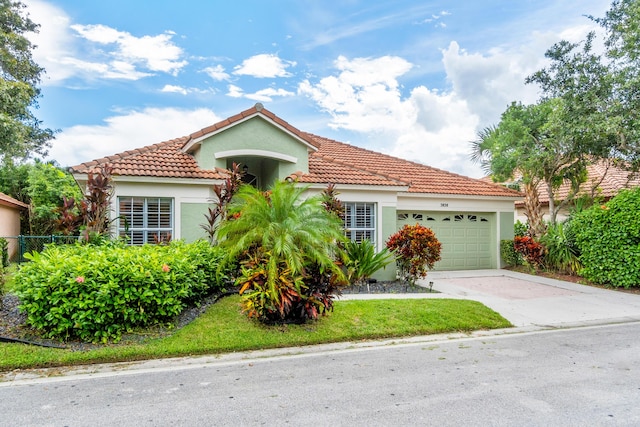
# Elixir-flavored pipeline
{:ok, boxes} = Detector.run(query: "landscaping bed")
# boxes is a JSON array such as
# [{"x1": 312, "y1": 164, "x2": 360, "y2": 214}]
[{"x1": 0, "y1": 280, "x2": 430, "y2": 350}]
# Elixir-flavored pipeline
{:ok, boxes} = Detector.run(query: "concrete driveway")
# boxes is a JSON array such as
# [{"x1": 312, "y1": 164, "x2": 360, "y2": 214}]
[
  {"x1": 343, "y1": 269, "x2": 640, "y2": 329},
  {"x1": 427, "y1": 270, "x2": 640, "y2": 328}
]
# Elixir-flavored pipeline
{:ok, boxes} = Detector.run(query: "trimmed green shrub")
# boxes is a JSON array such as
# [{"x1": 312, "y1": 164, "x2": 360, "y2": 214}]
[
  {"x1": 572, "y1": 188, "x2": 640, "y2": 288},
  {"x1": 500, "y1": 239, "x2": 522, "y2": 267},
  {"x1": 15, "y1": 240, "x2": 227, "y2": 342}
]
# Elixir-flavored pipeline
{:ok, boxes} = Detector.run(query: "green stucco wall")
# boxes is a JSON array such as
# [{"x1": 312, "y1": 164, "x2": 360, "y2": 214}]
[
  {"x1": 198, "y1": 117, "x2": 309, "y2": 177},
  {"x1": 373, "y1": 205, "x2": 398, "y2": 281},
  {"x1": 499, "y1": 211, "x2": 514, "y2": 240},
  {"x1": 180, "y1": 203, "x2": 211, "y2": 242}
]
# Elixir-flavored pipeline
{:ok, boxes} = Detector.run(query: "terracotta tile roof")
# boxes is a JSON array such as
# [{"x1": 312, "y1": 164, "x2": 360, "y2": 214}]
[
  {"x1": 304, "y1": 134, "x2": 521, "y2": 197},
  {"x1": 580, "y1": 161, "x2": 640, "y2": 199},
  {"x1": 0, "y1": 192, "x2": 28, "y2": 209},
  {"x1": 292, "y1": 155, "x2": 407, "y2": 187},
  {"x1": 71, "y1": 137, "x2": 228, "y2": 179},
  {"x1": 506, "y1": 160, "x2": 640, "y2": 207},
  {"x1": 70, "y1": 104, "x2": 522, "y2": 198}
]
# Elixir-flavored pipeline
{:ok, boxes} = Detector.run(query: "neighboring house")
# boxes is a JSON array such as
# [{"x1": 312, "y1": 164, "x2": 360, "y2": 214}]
[
  {"x1": 0, "y1": 192, "x2": 28, "y2": 262},
  {"x1": 70, "y1": 103, "x2": 522, "y2": 279},
  {"x1": 511, "y1": 161, "x2": 640, "y2": 223}
]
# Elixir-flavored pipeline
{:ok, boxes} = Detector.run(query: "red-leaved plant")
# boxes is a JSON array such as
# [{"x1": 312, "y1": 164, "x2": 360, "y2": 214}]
[
  {"x1": 386, "y1": 224, "x2": 442, "y2": 285},
  {"x1": 513, "y1": 236, "x2": 545, "y2": 269},
  {"x1": 201, "y1": 163, "x2": 244, "y2": 244}
]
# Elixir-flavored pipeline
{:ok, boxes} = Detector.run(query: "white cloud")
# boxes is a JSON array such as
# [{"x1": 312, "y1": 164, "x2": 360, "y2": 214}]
[
  {"x1": 56, "y1": 57, "x2": 150, "y2": 80},
  {"x1": 23, "y1": 0, "x2": 77, "y2": 84},
  {"x1": 71, "y1": 24, "x2": 187, "y2": 76},
  {"x1": 391, "y1": 87, "x2": 481, "y2": 177},
  {"x1": 46, "y1": 108, "x2": 221, "y2": 167},
  {"x1": 227, "y1": 84, "x2": 244, "y2": 98},
  {"x1": 299, "y1": 55, "x2": 414, "y2": 132},
  {"x1": 22, "y1": 1, "x2": 187, "y2": 83},
  {"x1": 203, "y1": 64, "x2": 230, "y2": 81},
  {"x1": 161, "y1": 85, "x2": 188, "y2": 95},
  {"x1": 233, "y1": 54, "x2": 296, "y2": 78},
  {"x1": 226, "y1": 85, "x2": 294, "y2": 102},
  {"x1": 244, "y1": 88, "x2": 295, "y2": 102},
  {"x1": 441, "y1": 41, "x2": 542, "y2": 125}
]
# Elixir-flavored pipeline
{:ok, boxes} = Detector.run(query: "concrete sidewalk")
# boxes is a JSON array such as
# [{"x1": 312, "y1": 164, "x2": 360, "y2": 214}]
[{"x1": 341, "y1": 269, "x2": 640, "y2": 329}]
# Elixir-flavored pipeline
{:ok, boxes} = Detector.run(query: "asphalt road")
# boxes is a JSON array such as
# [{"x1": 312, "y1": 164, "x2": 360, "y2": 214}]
[{"x1": 2, "y1": 322, "x2": 639, "y2": 426}]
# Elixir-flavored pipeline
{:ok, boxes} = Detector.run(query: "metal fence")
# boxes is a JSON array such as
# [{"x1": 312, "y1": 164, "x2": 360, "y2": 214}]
[{"x1": 0, "y1": 235, "x2": 80, "y2": 263}]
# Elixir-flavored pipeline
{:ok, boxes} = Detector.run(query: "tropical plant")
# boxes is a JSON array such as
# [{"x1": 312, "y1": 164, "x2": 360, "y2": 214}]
[
  {"x1": 386, "y1": 224, "x2": 442, "y2": 285},
  {"x1": 217, "y1": 180, "x2": 347, "y2": 323},
  {"x1": 55, "y1": 164, "x2": 114, "y2": 242},
  {"x1": 321, "y1": 183, "x2": 345, "y2": 219},
  {"x1": 201, "y1": 163, "x2": 244, "y2": 244},
  {"x1": 539, "y1": 221, "x2": 581, "y2": 275},
  {"x1": 513, "y1": 236, "x2": 545, "y2": 270},
  {"x1": 342, "y1": 239, "x2": 393, "y2": 286},
  {"x1": 572, "y1": 187, "x2": 640, "y2": 288}
]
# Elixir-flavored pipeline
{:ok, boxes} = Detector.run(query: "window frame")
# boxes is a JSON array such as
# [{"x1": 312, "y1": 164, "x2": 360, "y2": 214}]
[
  {"x1": 342, "y1": 202, "x2": 377, "y2": 245},
  {"x1": 117, "y1": 197, "x2": 174, "y2": 245}
]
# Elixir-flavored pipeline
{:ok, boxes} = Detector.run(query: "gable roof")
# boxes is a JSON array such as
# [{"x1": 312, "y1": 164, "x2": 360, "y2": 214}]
[
  {"x1": 70, "y1": 104, "x2": 521, "y2": 198},
  {"x1": 0, "y1": 192, "x2": 28, "y2": 209}
]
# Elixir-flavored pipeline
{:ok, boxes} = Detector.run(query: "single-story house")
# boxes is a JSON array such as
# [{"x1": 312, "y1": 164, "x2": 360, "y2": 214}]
[
  {"x1": 0, "y1": 192, "x2": 28, "y2": 262},
  {"x1": 512, "y1": 160, "x2": 640, "y2": 223},
  {"x1": 70, "y1": 103, "x2": 522, "y2": 280}
]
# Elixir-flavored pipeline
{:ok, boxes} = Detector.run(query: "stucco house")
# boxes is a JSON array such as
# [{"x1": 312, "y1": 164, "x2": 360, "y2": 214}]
[
  {"x1": 0, "y1": 192, "x2": 28, "y2": 262},
  {"x1": 70, "y1": 104, "x2": 521, "y2": 280}
]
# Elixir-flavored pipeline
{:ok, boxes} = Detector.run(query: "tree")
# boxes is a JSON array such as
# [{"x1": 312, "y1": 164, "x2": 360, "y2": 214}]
[
  {"x1": 217, "y1": 180, "x2": 347, "y2": 323},
  {"x1": 0, "y1": 0, "x2": 54, "y2": 160},
  {"x1": 527, "y1": 2, "x2": 640, "y2": 175},
  {"x1": 470, "y1": 100, "x2": 587, "y2": 236},
  {"x1": 0, "y1": 159, "x2": 82, "y2": 235}
]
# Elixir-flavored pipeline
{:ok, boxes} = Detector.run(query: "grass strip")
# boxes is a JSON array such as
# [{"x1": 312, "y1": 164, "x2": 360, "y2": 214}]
[{"x1": 0, "y1": 296, "x2": 511, "y2": 372}]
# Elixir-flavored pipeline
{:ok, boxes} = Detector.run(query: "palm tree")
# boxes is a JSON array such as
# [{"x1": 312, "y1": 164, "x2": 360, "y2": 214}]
[{"x1": 217, "y1": 180, "x2": 346, "y2": 322}]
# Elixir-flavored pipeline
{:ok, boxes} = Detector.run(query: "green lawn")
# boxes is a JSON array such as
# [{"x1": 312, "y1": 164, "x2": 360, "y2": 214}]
[{"x1": 0, "y1": 295, "x2": 511, "y2": 373}]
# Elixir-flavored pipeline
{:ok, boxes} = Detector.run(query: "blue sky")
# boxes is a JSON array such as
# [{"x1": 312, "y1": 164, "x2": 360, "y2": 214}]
[{"x1": 24, "y1": 0, "x2": 611, "y2": 177}]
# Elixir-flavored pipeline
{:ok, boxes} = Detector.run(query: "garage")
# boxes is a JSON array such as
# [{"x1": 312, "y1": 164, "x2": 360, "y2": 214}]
[{"x1": 396, "y1": 211, "x2": 496, "y2": 270}]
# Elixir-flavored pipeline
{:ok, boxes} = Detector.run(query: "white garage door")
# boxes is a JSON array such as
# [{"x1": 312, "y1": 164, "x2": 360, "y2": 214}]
[{"x1": 397, "y1": 212, "x2": 495, "y2": 270}]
